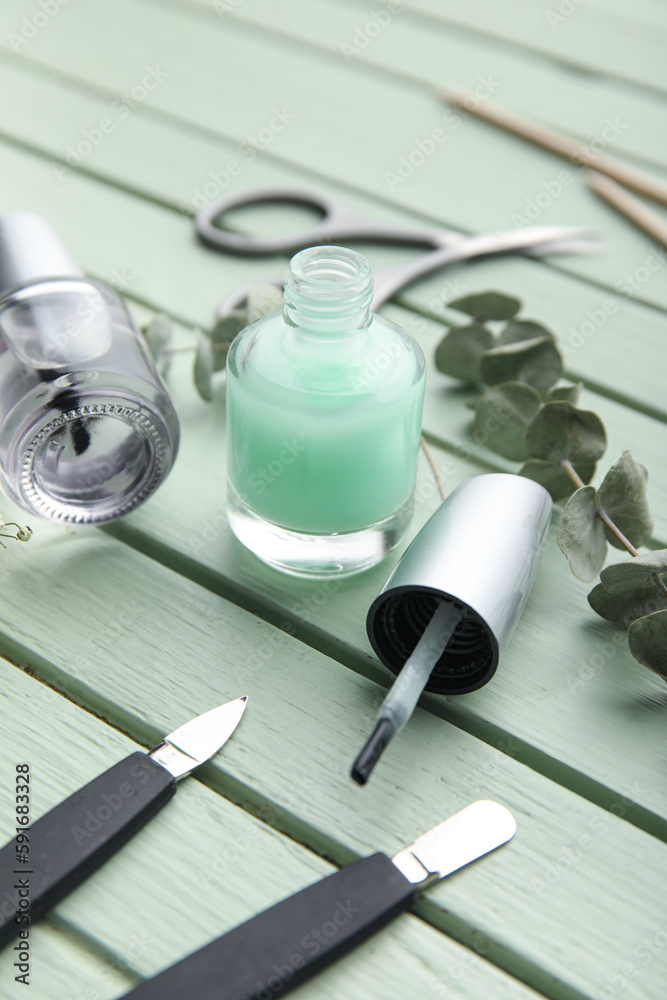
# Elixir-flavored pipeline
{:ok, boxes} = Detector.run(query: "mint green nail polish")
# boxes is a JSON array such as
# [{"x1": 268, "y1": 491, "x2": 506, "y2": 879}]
[{"x1": 226, "y1": 246, "x2": 425, "y2": 577}]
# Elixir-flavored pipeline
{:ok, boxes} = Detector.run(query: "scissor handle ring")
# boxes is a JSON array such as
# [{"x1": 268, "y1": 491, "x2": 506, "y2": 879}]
[{"x1": 195, "y1": 188, "x2": 338, "y2": 257}]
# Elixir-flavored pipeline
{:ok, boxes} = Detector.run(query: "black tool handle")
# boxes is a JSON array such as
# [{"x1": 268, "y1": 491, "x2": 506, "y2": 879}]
[
  {"x1": 0, "y1": 752, "x2": 174, "y2": 948},
  {"x1": 123, "y1": 852, "x2": 416, "y2": 1000}
]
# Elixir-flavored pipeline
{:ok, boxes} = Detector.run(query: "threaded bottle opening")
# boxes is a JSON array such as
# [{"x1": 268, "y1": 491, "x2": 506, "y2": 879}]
[{"x1": 283, "y1": 246, "x2": 373, "y2": 334}]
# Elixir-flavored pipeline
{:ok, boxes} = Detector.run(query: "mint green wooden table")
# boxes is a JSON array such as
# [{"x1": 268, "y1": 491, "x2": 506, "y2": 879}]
[{"x1": 0, "y1": 2, "x2": 666, "y2": 998}]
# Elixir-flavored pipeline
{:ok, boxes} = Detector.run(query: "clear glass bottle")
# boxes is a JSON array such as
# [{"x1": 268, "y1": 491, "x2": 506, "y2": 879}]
[
  {"x1": 226, "y1": 245, "x2": 425, "y2": 577},
  {"x1": 0, "y1": 212, "x2": 179, "y2": 523}
]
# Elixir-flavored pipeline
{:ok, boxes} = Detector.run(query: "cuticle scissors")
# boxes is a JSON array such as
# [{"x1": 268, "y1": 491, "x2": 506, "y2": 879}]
[{"x1": 195, "y1": 188, "x2": 597, "y2": 318}]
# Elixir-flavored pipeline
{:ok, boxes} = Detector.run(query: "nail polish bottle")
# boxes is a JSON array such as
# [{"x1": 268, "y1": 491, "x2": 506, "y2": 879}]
[
  {"x1": 0, "y1": 212, "x2": 179, "y2": 523},
  {"x1": 225, "y1": 245, "x2": 426, "y2": 576}
]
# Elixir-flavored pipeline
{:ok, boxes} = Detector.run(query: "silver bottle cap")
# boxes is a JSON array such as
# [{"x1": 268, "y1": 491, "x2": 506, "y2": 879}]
[
  {"x1": 0, "y1": 212, "x2": 81, "y2": 296},
  {"x1": 367, "y1": 474, "x2": 552, "y2": 694}
]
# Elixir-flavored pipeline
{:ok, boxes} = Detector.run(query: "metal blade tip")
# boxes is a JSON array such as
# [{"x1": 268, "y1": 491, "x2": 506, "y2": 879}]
[{"x1": 152, "y1": 696, "x2": 249, "y2": 779}]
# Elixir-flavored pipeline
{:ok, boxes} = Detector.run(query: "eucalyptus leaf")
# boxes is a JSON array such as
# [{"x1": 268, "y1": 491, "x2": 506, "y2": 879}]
[
  {"x1": 596, "y1": 450, "x2": 653, "y2": 550},
  {"x1": 209, "y1": 310, "x2": 247, "y2": 372},
  {"x1": 519, "y1": 459, "x2": 596, "y2": 501},
  {"x1": 246, "y1": 284, "x2": 284, "y2": 324},
  {"x1": 545, "y1": 382, "x2": 582, "y2": 405},
  {"x1": 434, "y1": 323, "x2": 494, "y2": 381},
  {"x1": 599, "y1": 550, "x2": 667, "y2": 593},
  {"x1": 588, "y1": 582, "x2": 667, "y2": 627},
  {"x1": 557, "y1": 486, "x2": 607, "y2": 582},
  {"x1": 628, "y1": 610, "x2": 667, "y2": 678},
  {"x1": 525, "y1": 401, "x2": 607, "y2": 464},
  {"x1": 480, "y1": 337, "x2": 563, "y2": 392},
  {"x1": 498, "y1": 319, "x2": 556, "y2": 346},
  {"x1": 473, "y1": 382, "x2": 542, "y2": 461},
  {"x1": 448, "y1": 291, "x2": 521, "y2": 322},
  {"x1": 193, "y1": 330, "x2": 214, "y2": 401},
  {"x1": 141, "y1": 313, "x2": 173, "y2": 376}
]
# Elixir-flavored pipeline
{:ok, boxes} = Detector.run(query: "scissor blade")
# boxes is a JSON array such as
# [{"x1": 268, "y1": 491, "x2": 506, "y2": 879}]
[
  {"x1": 149, "y1": 697, "x2": 248, "y2": 779},
  {"x1": 392, "y1": 800, "x2": 516, "y2": 885},
  {"x1": 524, "y1": 238, "x2": 600, "y2": 257}
]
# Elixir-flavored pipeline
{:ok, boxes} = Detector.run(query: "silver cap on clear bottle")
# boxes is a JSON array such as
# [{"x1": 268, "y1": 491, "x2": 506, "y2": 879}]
[
  {"x1": 0, "y1": 212, "x2": 81, "y2": 296},
  {"x1": 366, "y1": 473, "x2": 552, "y2": 694}
]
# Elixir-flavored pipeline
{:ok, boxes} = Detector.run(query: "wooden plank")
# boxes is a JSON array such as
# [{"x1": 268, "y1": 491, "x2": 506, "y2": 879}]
[
  {"x1": 0, "y1": 96, "x2": 665, "y2": 426},
  {"x1": 0, "y1": 544, "x2": 665, "y2": 997},
  {"x1": 85, "y1": 308, "x2": 667, "y2": 836},
  {"x1": 0, "y1": 4, "x2": 662, "y2": 999},
  {"x1": 0, "y1": 922, "x2": 139, "y2": 1000},
  {"x1": 0, "y1": 83, "x2": 664, "y2": 835},
  {"x1": 0, "y1": 662, "x2": 549, "y2": 1000},
  {"x1": 163, "y1": 0, "x2": 667, "y2": 168},
  {"x1": 0, "y1": 258, "x2": 662, "y2": 833},
  {"x1": 345, "y1": 0, "x2": 667, "y2": 93},
  {"x1": 1, "y1": 0, "x2": 667, "y2": 320}
]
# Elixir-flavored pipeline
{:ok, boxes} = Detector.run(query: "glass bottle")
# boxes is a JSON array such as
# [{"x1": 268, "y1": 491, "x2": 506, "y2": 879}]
[
  {"x1": 0, "y1": 212, "x2": 179, "y2": 523},
  {"x1": 225, "y1": 245, "x2": 425, "y2": 577}
]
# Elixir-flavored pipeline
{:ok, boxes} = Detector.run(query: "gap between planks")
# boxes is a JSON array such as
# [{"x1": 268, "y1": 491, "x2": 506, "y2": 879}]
[
  {"x1": 1, "y1": 122, "x2": 664, "y2": 433},
  {"x1": 99, "y1": 519, "x2": 667, "y2": 847},
  {"x1": 0, "y1": 654, "x2": 590, "y2": 1000}
]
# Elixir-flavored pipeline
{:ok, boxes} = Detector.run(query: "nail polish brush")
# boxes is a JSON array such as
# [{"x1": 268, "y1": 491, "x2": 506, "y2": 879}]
[
  {"x1": 352, "y1": 601, "x2": 462, "y2": 783},
  {"x1": 352, "y1": 473, "x2": 553, "y2": 784}
]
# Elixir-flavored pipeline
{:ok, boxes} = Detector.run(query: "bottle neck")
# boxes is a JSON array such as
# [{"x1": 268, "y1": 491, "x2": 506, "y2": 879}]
[{"x1": 283, "y1": 246, "x2": 373, "y2": 337}]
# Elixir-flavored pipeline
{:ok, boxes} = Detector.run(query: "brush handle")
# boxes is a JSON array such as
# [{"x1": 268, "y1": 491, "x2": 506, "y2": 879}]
[
  {"x1": 0, "y1": 753, "x2": 174, "y2": 948},
  {"x1": 122, "y1": 853, "x2": 416, "y2": 1000}
]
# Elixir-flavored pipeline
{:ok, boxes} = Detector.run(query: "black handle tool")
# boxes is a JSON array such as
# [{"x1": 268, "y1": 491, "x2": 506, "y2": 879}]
[
  {"x1": 122, "y1": 799, "x2": 516, "y2": 1000},
  {"x1": 0, "y1": 696, "x2": 247, "y2": 948}
]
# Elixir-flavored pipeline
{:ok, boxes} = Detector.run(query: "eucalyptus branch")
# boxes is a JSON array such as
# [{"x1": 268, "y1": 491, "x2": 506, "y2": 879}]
[
  {"x1": 432, "y1": 289, "x2": 667, "y2": 677},
  {"x1": 597, "y1": 508, "x2": 641, "y2": 558},
  {"x1": 651, "y1": 572, "x2": 667, "y2": 600},
  {"x1": 562, "y1": 459, "x2": 585, "y2": 490},
  {"x1": 564, "y1": 460, "x2": 641, "y2": 556}
]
